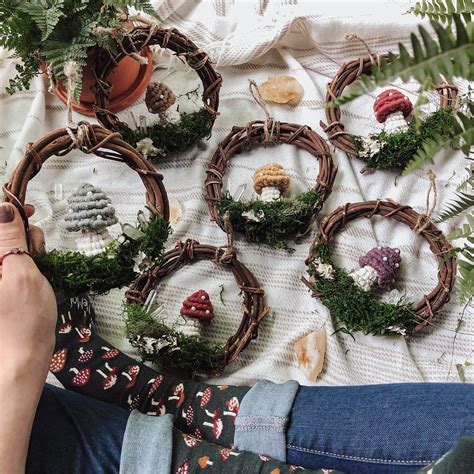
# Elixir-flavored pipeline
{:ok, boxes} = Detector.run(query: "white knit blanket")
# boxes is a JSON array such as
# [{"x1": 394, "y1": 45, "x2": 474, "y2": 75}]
[{"x1": 0, "y1": 0, "x2": 472, "y2": 387}]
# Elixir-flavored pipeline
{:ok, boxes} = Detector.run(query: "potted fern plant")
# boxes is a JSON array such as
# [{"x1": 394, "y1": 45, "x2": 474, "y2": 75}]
[{"x1": 0, "y1": 0, "x2": 159, "y2": 116}]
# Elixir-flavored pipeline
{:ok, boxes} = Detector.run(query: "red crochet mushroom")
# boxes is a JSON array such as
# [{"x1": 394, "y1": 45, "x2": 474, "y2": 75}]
[
  {"x1": 373, "y1": 89, "x2": 413, "y2": 134},
  {"x1": 180, "y1": 290, "x2": 214, "y2": 325}
]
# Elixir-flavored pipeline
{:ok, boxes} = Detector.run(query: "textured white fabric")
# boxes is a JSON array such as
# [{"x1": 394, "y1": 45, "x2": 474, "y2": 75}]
[{"x1": 0, "y1": 0, "x2": 472, "y2": 388}]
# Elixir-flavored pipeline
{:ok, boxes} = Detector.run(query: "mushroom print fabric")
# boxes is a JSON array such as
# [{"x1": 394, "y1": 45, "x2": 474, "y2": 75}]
[
  {"x1": 52, "y1": 295, "x2": 250, "y2": 448},
  {"x1": 171, "y1": 428, "x2": 333, "y2": 473}
]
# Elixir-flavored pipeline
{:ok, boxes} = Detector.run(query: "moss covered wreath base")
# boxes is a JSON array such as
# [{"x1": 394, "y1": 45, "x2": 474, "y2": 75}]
[
  {"x1": 94, "y1": 26, "x2": 222, "y2": 158},
  {"x1": 3, "y1": 122, "x2": 170, "y2": 296},
  {"x1": 124, "y1": 239, "x2": 269, "y2": 376},
  {"x1": 205, "y1": 121, "x2": 337, "y2": 251},
  {"x1": 304, "y1": 200, "x2": 456, "y2": 336},
  {"x1": 320, "y1": 55, "x2": 458, "y2": 173}
]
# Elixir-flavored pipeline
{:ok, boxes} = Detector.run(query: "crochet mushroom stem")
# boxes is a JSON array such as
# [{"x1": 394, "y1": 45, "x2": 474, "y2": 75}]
[
  {"x1": 64, "y1": 183, "x2": 118, "y2": 257},
  {"x1": 350, "y1": 246, "x2": 401, "y2": 292},
  {"x1": 373, "y1": 89, "x2": 413, "y2": 135},
  {"x1": 253, "y1": 163, "x2": 290, "y2": 201}
]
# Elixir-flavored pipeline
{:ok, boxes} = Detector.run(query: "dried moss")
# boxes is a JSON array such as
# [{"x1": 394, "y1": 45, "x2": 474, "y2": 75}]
[
  {"x1": 217, "y1": 190, "x2": 321, "y2": 252},
  {"x1": 35, "y1": 214, "x2": 171, "y2": 296},
  {"x1": 309, "y1": 242, "x2": 418, "y2": 336},
  {"x1": 354, "y1": 107, "x2": 456, "y2": 170},
  {"x1": 124, "y1": 303, "x2": 224, "y2": 375},
  {"x1": 119, "y1": 108, "x2": 215, "y2": 157}
]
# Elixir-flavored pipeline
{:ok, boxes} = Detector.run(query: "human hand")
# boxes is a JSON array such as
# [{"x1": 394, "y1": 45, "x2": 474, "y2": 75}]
[{"x1": 0, "y1": 202, "x2": 56, "y2": 378}]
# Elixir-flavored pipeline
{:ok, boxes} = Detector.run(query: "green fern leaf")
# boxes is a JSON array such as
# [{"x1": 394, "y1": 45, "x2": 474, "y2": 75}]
[
  {"x1": 437, "y1": 191, "x2": 474, "y2": 221},
  {"x1": 334, "y1": 16, "x2": 474, "y2": 107},
  {"x1": 409, "y1": 0, "x2": 473, "y2": 25},
  {"x1": 18, "y1": 0, "x2": 65, "y2": 41}
]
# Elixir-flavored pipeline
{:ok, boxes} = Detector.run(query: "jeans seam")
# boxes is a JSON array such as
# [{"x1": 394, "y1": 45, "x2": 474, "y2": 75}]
[{"x1": 286, "y1": 444, "x2": 433, "y2": 465}]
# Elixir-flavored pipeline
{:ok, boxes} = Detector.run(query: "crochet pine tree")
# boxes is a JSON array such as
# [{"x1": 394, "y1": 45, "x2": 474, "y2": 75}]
[{"x1": 65, "y1": 183, "x2": 118, "y2": 257}]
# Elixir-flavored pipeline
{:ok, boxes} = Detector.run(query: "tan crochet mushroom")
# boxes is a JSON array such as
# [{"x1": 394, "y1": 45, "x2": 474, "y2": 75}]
[{"x1": 253, "y1": 163, "x2": 290, "y2": 201}]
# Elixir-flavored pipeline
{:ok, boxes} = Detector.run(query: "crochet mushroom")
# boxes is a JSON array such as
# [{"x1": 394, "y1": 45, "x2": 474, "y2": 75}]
[
  {"x1": 64, "y1": 183, "x2": 118, "y2": 257},
  {"x1": 373, "y1": 89, "x2": 413, "y2": 134},
  {"x1": 253, "y1": 163, "x2": 290, "y2": 201},
  {"x1": 179, "y1": 290, "x2": 215, "y2": 338},
  {"x1": 350, "y1": 246, "x2": 401, "y2": 291}
]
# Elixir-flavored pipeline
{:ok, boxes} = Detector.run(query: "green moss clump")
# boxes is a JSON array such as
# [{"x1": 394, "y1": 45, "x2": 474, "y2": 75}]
[
  {"x1": 119, "y1": 108, "x2": 215, "y2": 156},
  {"x1": 35, "y1": 214, "x2": 171, "y2": 296},
  {"x1": 309, "y1": 243, "x2": 418, "y2": 336},
  {"x1": 217, "y1": 190, "x2": 321, "y2": 252},
  {"x1": 124, "y1": 303, "x2": 224, "y2": 375},
  {"x1": 354, "y1": 107, "x2": 456, "y2": 170}
]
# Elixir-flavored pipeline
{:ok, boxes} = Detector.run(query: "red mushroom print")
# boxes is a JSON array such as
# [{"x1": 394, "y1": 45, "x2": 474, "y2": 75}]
[
  {"x1": 176, "y1": 460, "x2": 189, "y2": 474},
  {"x1": 147, "y1": 375, "x2": 164, "y2": 397},
  {"x1": 182, "y1": 434, "x2": 200, "y2": 448},
  {"x1": 223, "y1": 396, "x2": 240, "y2": 422},
  {"x1": 77, "y1": 346, "x2": 94, "y2": 363},
  {"x1": 168, "y1": 383, "x2": 185, "y2": 407},
  {"x1": 121, "y1": 365, "x2": 140, "y2": 389},
  {"x1": 195, "y1": 387, "x2": 212, "y2": 408},
  {"x1": 198, "y1": 456, "x2": 213, "y2": 469},
  {"x1": 182, "y1": 405, "x2": 194, "y2": 426},
  {"x1": 373, "y1": 89, "x2": 413, "y2": 134},
  {"x1": 69, "y1": 367, "x2": 90, "y2": 387},
  {"x1": 127, "y1": 394, "x2": 140, "y2": 411},
  {"x1": 180, "y1": 290, "x2": 215, "y2": 325},
  {"x1": 220, "y1": 448, "x2": 240, "y2": 461},
  {"x1": 75, "y1": 326, "x2": 91, "y2": 343},
  {"x1": 203, "y1": 408, "x2": 223, "y2": 439},
  {"x1": 147, "y1": 397, "x2": 166, "y2": 416},
  {"x1": 50, "y1": 348, "x2": 68, "y2": 373},
  {"x1": 58, "y1": 313, "x2": 72, "y2": 334},
  {"x1": 96, "y1": 362, "x2": 119, "y2": 390},
  {"x1": 102, "y1": 346, "x2": 120, "y2": 360},
  {"x1": 194, "y1": 427, "x2": 202, "y2": 439}
]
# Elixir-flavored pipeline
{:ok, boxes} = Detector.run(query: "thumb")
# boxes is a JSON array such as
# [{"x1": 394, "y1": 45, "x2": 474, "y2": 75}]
[{"x1": 0, "y1": 203, "x2": 29, "y2": 258}]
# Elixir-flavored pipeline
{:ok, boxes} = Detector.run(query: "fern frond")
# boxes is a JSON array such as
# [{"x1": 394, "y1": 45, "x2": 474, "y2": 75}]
[
  {"x1": 334, "y1": 16, "x2": 474, "y2": 106},
  {"x1": 404, "y1": 104, "x2": 474, "y2": 173},
  {"x1": 18, "y1": 0, "x2": 65, "y2": 41},
  {"x1": 457, "y1": 164, "x2": 474, "y2": 191},
  {"x1": 437, "y1": 191, "x2": 474, "y2": 221},
  {"x1": 409, "y1": 0, "x2": 473, "y2": 25}
]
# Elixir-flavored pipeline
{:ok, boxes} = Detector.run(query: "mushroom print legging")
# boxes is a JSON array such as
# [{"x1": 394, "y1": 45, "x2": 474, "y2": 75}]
[{"x1": 47, "y1": 294, "x2": 474, "y2": 473}]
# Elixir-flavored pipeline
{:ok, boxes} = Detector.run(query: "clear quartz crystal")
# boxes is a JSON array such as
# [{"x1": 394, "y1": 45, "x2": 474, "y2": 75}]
[
  {"x1": 232, "y1": 183, "x2": 248, "y2": 201},
  {"x1": 54, "y1": 183, "x2": 64, "y2": 201}
]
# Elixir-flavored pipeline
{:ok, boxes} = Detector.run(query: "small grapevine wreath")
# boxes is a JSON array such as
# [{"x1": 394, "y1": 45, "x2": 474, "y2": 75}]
[
  {"x1": 124, "y1": 239, "x2": 269, "y2": 376},
  {"x1": 205, "y1": 119, "x2": 337, "y2": 252},
  {"x1": 94, "y1": 25, "x2": 222, "y2": 158},
  {"x1": 3, "y1": 122, "x2": 171, "y2": 296},
  {"x1": 320, "y1": 55, "x2": 458, "y2": 173},
  {"x1": 304, "y1": 200, "x2": 456, "y2": 336}
]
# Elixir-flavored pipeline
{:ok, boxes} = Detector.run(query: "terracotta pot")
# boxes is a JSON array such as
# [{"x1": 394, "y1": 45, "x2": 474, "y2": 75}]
[{"x1": 54, "y1": 47, "x2": 153, "y2": 117}]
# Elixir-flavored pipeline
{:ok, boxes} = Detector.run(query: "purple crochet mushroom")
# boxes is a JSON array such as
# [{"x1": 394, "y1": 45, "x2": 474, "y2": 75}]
[{"x1": 350, "y1": 246, "x2": 401, "y2": 291}]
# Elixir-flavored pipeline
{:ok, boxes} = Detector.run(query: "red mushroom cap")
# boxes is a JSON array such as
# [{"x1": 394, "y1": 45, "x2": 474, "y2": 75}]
[
  {"x1": 123, "y1": 365, "x2": 140, "y2": 389},
  {"x1": 199, "y1": 387, "x2": 213, "y2": 408},
  {"x1": 147, "y1": 375, "x2": 164, "y2": 396},
  {"x1": 50, "y1": 348, "x2": 68, "y2": 373},
  {"x1": 176, "y1": 460, "x2": 189, "y2": 474},
  {"x1": 185, "y1": 406, "x2": 194, "y2": 426},
  {"x1": 373, "y1": 89, "x2": 413, "y2": 123},
  {"x1": 102, "y1": 347, "x2": 120, "y2": 359},
  {"x1": 70, "y1": 367, "x2": 90, "y2": 387},
  {"x1": 194, "y1": 427, "x2": 202, "y2": 439},
  {"x1": 78, "y1": 347, "x2": 94, "y2": 363},
  {"x1": 180, "y1": 290, "x2": 214, "y2": 325}
]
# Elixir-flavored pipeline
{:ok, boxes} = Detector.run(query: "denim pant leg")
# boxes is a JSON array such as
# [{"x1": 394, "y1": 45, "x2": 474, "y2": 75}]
[
  {"x1": 27, "y1": 384, "x2": 129, "y2": 474},
  {"x1": 286, "y1": 383, "x2": 474, "y2": 474}
]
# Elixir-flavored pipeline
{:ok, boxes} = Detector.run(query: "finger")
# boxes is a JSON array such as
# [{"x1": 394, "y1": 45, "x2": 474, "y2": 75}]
[
  {"x1": 25, "y1": 204, "x2": 35, "y2": 218},
  {"x1": 29, "y1": 225, "x2": 46, "y2": 256},
  {"x1": 0, "y1": 203, "x2": 32, "y2": 274}
]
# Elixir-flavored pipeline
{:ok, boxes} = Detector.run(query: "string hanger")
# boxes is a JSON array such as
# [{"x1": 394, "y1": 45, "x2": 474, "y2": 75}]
[
  {"x1": 414, "y1": 169, "x2": 437, "y2": 234},
  {"x1": 248, "y1": 79, "x2": 275, "y2": 143}
]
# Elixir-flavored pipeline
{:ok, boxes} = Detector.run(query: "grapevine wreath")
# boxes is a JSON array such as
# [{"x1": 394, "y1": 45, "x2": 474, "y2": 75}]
[
  {"x1": 320, "y1": 54, "x2": 458, "y2": 173},
  {"x1": 94, "y1": 25, "x2": 222, "y2": 158},
  {"x1": 205, "y1": 120, "x2": 337, "y2": 251},
  {"x1": 124, "y1": 239, "x2": 269, "y2": 375},
  {"x1": 3, "y1": 122, "x2": 171, "y2": 296},
  {"x1": 303, "y1": 200, "x2": 456, "y2": 336}
]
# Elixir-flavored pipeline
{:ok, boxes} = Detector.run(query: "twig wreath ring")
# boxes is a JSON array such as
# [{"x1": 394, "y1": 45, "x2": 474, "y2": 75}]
[
  {"x1": 320, "y1": 54, "x2": 458, "y2": 173},
  {"x1": 124, "y1": 239, "x2": 269, "y2": 376},
  {"x1": 3, "y1": 122, "x2": 171, "y2": 295},
  {"x1": 205, "y1": 83, "x2": 337, "y2": 251},
  {"x1": 94, "y1": 25, "x2": 222, "y2": 158},
  {"x1": 304, "y1": 199, "x2": 456, "y2": 336}
]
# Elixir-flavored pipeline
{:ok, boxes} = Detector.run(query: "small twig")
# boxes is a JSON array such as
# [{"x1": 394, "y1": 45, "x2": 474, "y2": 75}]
[{"x1": 219, "y1": 284, "x2": 226, "y2": 306}]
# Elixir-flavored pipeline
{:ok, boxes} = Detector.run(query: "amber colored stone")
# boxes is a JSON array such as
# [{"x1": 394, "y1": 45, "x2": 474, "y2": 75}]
[{"x1": 258, "y1": 75, "x2": 304, "y2": 105}]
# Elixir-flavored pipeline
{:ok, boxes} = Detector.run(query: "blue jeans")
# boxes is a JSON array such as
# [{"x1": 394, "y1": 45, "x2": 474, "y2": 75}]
[
  {"x1": 287, "y1": 383, "x2": 474, "y2": 473},
  {"x1": 27, "y1": 383, "x2": 473, "y2": 473}
]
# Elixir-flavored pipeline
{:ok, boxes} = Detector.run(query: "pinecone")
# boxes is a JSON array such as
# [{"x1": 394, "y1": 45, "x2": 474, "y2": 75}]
[{"x1": 145, "y1": 82, "x2": 176, "y2": 114}]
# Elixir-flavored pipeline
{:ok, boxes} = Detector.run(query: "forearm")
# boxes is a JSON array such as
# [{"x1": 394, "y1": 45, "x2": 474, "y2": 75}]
[{"x1": 0, "y1": 363, "x2": 47, "y2": 473}]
